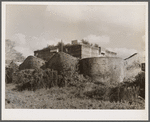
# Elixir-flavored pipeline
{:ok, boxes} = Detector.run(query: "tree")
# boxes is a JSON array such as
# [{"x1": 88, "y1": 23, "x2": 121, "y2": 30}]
[{"x1": 5, "y1": 39, "x2": 25, "y2": 62}]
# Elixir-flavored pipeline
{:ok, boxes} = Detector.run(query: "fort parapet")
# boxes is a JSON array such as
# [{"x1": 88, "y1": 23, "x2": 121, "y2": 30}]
[{"x1": 34, "y1": 40, "x2": 117, "y2": 60}]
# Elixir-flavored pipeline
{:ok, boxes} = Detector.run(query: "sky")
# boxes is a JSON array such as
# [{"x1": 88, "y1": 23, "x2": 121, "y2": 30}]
[{"x1": 5, "y1": 3, "x2": 147, "y2": 59}]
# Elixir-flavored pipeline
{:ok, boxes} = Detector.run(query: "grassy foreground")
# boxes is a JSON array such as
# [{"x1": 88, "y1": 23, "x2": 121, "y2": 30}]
[{"x1": 5, "y1": 83, "x2": 144, "y2": 109}]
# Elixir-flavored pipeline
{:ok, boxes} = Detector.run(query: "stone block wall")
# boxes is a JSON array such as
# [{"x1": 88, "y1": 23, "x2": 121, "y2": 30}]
[{"x1": 81, "y1": 45, "x2": 99, "y2": 59}]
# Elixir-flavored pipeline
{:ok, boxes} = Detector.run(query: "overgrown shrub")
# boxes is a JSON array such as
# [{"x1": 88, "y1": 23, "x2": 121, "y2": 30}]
[
  {"x1": 12, "y1": 69, "x2": 34, "y2": 84},
  {"x1": 13, "y1": 61, "x2": 88, "y2": 91},
  {"x1": 133, "y1": 72, "x2": 145, "y2": 98},
  {"x1": 60, "y1": 62, "x2": 92, "y2": 87},
  {"x1": 73, "y1": 72, "x2": 144, "y2": 103},
  {"x1": 12, "y1": 68, "x2": 62, "y2": 91},
  {"x1": 121, "y1": 72, "x2": 145, "y2": 99},
  {"x1": 86, "y1": 72, "x2": 144, "y2": 103},
  {"x1": 80, "y1": 82, "x2": 140, "y2": 103},
  {"x1": 5, "y1": 68, "x2": 14, "y2": 83},
  {"x1": 11, "y1": 61, "x2": 145, "y2": 104},
  {"x1": 84, "y1": 85, "x2": 108, "y2": 100},
  {"x1": 105, "y1": 85, "x2": 140, "y2": 102},
  {"x1": 81, "y1": 39, "x2": 90, "y2": 46},
  {"x1": 93, "y1": 72, "x2": 144, "y2": 102}
]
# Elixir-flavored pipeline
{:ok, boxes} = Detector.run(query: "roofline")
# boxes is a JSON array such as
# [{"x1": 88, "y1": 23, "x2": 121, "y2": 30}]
[
  {"x1": 105, "y1": 49, "x2": 117, "y2": 55},
  {"x1": 34, "y1": 46, "x2": 59, "y2": 52},
  {"x1": 35, "y1": 43, "x2": 121, "y2": 53},
  {"x1": 124, "y1": 53, "x2": 138, "y2": 60},
  {"x1": 65, "y1": 43, "x2": 100, "y2": 49},
  {"x1": 34, "y1": 49, "x2": 50, "y2": 53}
]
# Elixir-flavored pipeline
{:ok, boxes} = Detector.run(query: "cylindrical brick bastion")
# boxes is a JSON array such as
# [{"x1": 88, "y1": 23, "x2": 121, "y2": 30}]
[{"x1": 79, "y1": 57, "x2": 124, "y2": 83}]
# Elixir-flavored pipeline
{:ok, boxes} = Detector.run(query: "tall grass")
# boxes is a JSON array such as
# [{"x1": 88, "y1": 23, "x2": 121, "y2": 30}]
[
  {"x1": 9, "y1": 61, "x2": 145, "y2": 106},
  {"x1": 74, "y1": 72, "x2": 145, "y2": 104}
]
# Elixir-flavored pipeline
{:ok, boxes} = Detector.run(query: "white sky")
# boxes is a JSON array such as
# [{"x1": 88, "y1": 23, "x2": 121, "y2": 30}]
[{"x1": 5, "y1": 3, "x2": 147, "y2": 58}]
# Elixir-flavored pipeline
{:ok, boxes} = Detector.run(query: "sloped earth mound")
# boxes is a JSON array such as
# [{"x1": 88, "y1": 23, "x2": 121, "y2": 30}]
[
  {"x1": 19, "y1": 56, "x2": 46, "y2": 70},
  {"x1": 46, "y1": 52, "x2": 79, "y2": 74}
]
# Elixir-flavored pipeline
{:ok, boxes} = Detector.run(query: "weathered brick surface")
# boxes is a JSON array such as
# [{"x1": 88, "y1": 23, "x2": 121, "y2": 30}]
[{"x1": 79, "y1": 57, "x2": 124, "y2": 83}]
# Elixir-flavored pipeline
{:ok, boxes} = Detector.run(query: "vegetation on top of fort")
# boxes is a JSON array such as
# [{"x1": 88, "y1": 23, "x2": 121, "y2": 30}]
[
  {"x1": 39, "y1": 41, "x2": 65, "y2": 52},
  {"x1": 81, "y1": 39, "x2": 91, "y2": 46},
  {"x1": 81, "y1": 39, "x2": 99, "y2": 48},
  {"x1": 39, "y1": 39, "x2": 100, "y2": 52},
  {"x1": 94, "y1": 44, "x2": 99, "y2": 47}
]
